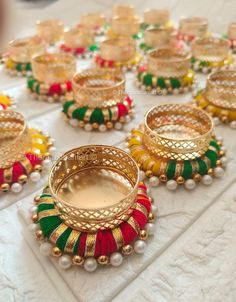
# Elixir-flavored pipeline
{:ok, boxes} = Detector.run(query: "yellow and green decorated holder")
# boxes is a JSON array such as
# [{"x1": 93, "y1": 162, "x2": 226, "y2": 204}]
[
  {"x1": 125, "y1": 104, "x2": 226, "y2": 191},
  {"x1": 4, "y1": 36, "x2": 46, "y2": 77},
  {"x1": 136, "y1": 48, "x2": 195, "y2": 95},
  {"x1": 191, "y1": 37, "x2": 235, "y2": 73},
  {"x1": 194, "y1": 70, "x2": 236, "y2": 129}
]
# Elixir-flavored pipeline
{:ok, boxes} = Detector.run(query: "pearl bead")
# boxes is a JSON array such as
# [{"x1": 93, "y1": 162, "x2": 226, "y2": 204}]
[
  {"x1": 166, "y1": 180, "x2": 177, "y2": 191},
  {"x1": 184, "y1": 179, "x2": 196, "y2": 190},
  {"x1": 221, "y1": 156, "x2": 227, "y2": 167},
  {"x1": 84, "y1": 257, "x2": 97, "y2": 272},
  {"x1": 202, "y1": 175, "x2": 213, "y2": 186},
  {"x1": 48, "y1": 97, "x2": 54, "y2": 103},
  {"x1": 145, "y1": 223, "x2": 155, "y2": 235},
  {"x1": 151, "y1": 205, "x2": 158, "y2": 214},
  {"x1": 69, "y1": 119, "x2": 79, "y2": 127},
  {"x1": 58, "y1": 255, "x2": 72, "y2": 269},
  {"x1": 84, "y1": 123, "x2": 92, "y2": 132},
  {"x1": 202, "y1": 67, "x2": 208, "y2": 74},
  {"x1": 30, "y1": 172, "x2": 41, "y2": 182},
  {"x1": 11, "y1": 182, "x2": 23, "y2": 193},
  {"x1": 125, "y1": 115, "x2": 131, "y2": 123},
  {"x1": 230, "y1": 121, "x2": 236, "y2": 129},
  {"x1": 40, "y1": 242, "x2": 52, "y2": 256},
  {"x1": 134, "y1": 240, "x2": 146, "y2": 254},
  {"x1": 98, "y1": 124, "x2": 107, "y2": 132},
  {"x1": 110, "y1": 252, "x2": 123, "y2": 267},
  {"x1": 43, "y1": 159, "x2": 52, "y2": 169},
  {"x1": 214, "y1": 167, "x2": 224, "y2": 178},
  {"x1": 114, "y1": 122, "x2": 122, "y2": 130},
  {"x1": 213, "y1": 117, "x2": 220, "y2": 126},
  {"x1": 29, "y1": 205, "x2": 37, "y2": 213},
  {"x1": 139, "y1": 170, "x2": 146, "y2": 181},
  {"x1": 173, "y1": 88, "x2": 179, "y2": 95},
  {"x1": 149, "y1": 176, "x2": 159, "y2": 187},
  {"x1": 28, "y1": 223, "x2": 39, "y2": 233},
  {"x1": 48, "y1": 148, "x2": 56, "y2": 158},
  {"x1": 162, "y1": 89, "x2": 167, "y2": 95}
]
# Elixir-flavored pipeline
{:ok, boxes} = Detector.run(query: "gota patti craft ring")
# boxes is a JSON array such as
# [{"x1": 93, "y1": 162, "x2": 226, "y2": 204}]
[
  {"x1": 29, "y1": 145, "x2": 157, "y2": 271},
  {"x1": 95, "y1": 37, "x2": 142, "y2": 72},
  {"x1": 0, "y1": 110, "x2": 55, "y2": 194},
  {"x1": 227, "y1": 23, "x2": 236, "y2": 53},
  {"x1": 77, "y1": 13, "x2": 106, "y2": 36},
  {"x1": 60, "y1": 28, "x2": 98, "y2": 58},
  {"x1": 191, "y1": 37, "x2": 235, "y2": 73},
  {"x1": 5, "y1": 36, "x2": 46, "y2": 77},
  {"x1": 36, "y1": 19, "x2": 64, "y2": 44},
  {"x1": 27, "y1": 53, "x2": 76, "y2": 103},
  {"x1": 141, "y1": 8, "x2": 172, "y2": 31},
  {"x1": 125, "y1": 104, "x2": 226, "y2": 191},
  {"x1": 137, "y1": 48, "x2": 195, "y2": 95},
  {"x1": 140, "y1": 27, "x2": 178, "y2": 53},
  {"x1": 177, "y1": 17, "x2": 208, "y2": 43},
  {"x1": 194, "y1": 70, "x2": 236, "y2": 129},
  {"x1": 62, "y1": 69, "x2": 134, "y2": 131}
]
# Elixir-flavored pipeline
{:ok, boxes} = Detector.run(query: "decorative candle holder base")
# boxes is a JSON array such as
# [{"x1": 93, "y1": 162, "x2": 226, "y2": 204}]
[
  {"x1": 59, "y1": 43, "x2": 99, "y2": 59},
  {"x1": 5, "y1": 58, "x2": 32, "y2": 77},
  {"x1": 191, "y1": 56, "x2": 235, "y2": 74}
]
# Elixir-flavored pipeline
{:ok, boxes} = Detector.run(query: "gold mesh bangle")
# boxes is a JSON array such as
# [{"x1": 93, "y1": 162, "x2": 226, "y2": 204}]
[
  {"x1": 49, "y1": 145, "x2": 139, "y2": 232},
  {"x1": 72, "y1": 69, "x2": 125, "y2": 108},
  {"x1": 8, "y1": 36, "x2": 46, "y2": 63},
  {"x1": 144, "y1": 9, "x2": 170, "y2": 25},
  {"x1": 36, "y1": 19, "x2": 64, "y2": 44},
  {"x1": 31, "y1": 53, "x2": 76, "y2": 84},
  {"x1": 143, "y1": 104, "x2": 213, "y2": 160},
  {"x1": 179, "y1": 17, "x2": 208, "y2": 38}
]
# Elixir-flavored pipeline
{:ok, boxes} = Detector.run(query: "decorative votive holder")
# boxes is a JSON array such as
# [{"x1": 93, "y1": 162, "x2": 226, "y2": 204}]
[
  {"x1": 191, "y1": 37, "x2": 234, "y2": 73},
  {"x1": 5, "y1": 36, "x2": 46, "y2": 77},
  {"x1": 0, "y1": 92, "x2": 16, "y2": 110},
  {"x1": 142, "y1": 9, "x2": 172, "y2": 30},
  {"x1": 29, "y1": 145, "x2": 157, "y2": 271},
  {"x1": 0, "y1": 110, "x2": 55, "y2": 194},
  {"x1": 36, "y1": 19, "x2": 64, "y2": 44},
  {"x1": 126, "y1": 104, "x2": 226, "y2": 190},
  {"x1": 136, "y1": 48, "x2": 195, "y2": 95},
  {"x1": 140, "y1": 27, "x2": 178, "y2": 53},
  {"x1": 112, "y1": 4, "x2": 135, "y2": 17},
  {"x1": 27, "y1": 53, "x2": 76, "y2": 103},
  {"x1": 108, "y1": 16, "x2": 142, "y2": 40},
  {"x1": 177, "y1": 17, "x2": 208, "y2": 43},
  {"x1": 95, "y1": 37, "x2": 142, "y2": 71},
  {"x1": 77, "y1": 13, "x2": 106, "y2": 36},
  {"x1": 62, "y1": 69, "x2": 134, "y2": 131},
  {"x1": 60, "y1": 28, "x2": 98, "y2": 58},
  {"x1": 194, "y1": 70, "x2": 236, "y2": 129}
]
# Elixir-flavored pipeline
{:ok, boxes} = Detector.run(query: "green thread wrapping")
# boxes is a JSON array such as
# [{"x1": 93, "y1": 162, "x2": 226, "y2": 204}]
[
  {"x1": 72, "y1": 107, "x2": 88, "y2": 120},
  {"x1": 166, "y1": 160, "x2": 176, "y2": 179},
  {"x1": 182, "y1": 160, "x2": 193, "y2": 179},
  {"x1": 63, "y1": 100, "x2": 75, "y2": 114}
]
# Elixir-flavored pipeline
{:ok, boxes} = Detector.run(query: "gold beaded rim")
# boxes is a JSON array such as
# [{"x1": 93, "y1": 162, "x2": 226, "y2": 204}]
[
  {"x1": 72, "y1": 68, "x2": 125, "y2": 108},
  {"x1": 32, "y1": 53, "x2": 76, "y2": 84},
  {"x1": 143, "y1": 104, "x2": 214, "y2": 160},
  {"x1": 204, "y1": 70, "x2": 236, "y2": 110},
  {"x1": 147, "y1": 48, "x2": 191, "y2": 77},
  {"x1": 0, "y1": 110, "x2": 31, "y2": 169},
  {"x1": 48, "y1": 145, "x2": 139, "y2": 231},
  {"x1": 192, "y1": 37, "x2": 229, "y2": 62}
]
